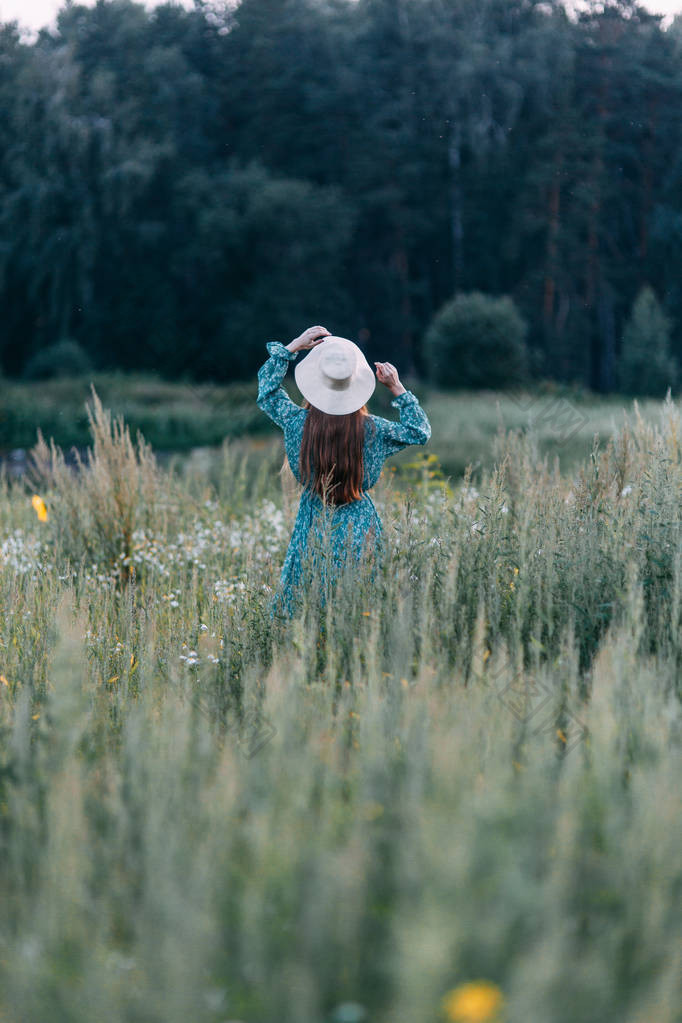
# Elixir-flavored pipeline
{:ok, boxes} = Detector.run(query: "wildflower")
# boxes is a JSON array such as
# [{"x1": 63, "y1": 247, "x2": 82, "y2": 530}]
[
  {"x1": 460, "y1": 485, "x2": 479, "y2": 502},
  {"x1": 0, "y1": 531, "x2": 42, "y2": 574},
  {"x1": 179, "y1": 643, "x2": 200, "y2": 666},
  {"x1": 442, "y1": 981, "x2": 504, "y2": 1022},
  {"x1": 31, "y1": 495, "x2": 48, "y2": 522},
  {"x1": 214, "y1": 578, "x2": 246, "y2": 604}
]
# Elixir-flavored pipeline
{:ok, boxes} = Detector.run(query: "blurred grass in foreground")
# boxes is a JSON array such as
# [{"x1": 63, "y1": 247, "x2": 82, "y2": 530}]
[{"x1": 0, "y1": 388, "x2": 680, "y2": 1021}]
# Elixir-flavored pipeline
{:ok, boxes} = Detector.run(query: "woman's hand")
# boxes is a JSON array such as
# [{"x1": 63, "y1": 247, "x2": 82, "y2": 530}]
[
  {"x1": 374, "y1": 361, "x2": 406, "y2": 397},
  {"x1": 286, "y1": 326, "x2": 331, "y2": 353}
]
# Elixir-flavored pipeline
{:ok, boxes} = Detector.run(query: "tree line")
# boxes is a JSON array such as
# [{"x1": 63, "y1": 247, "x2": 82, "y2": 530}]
[{"x1": 1, "y1": 0, "x2": 681, "y2": 391}]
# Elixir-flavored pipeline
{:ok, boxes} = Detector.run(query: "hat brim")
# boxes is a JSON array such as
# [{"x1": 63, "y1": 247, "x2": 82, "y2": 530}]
[{"x1": 295, "y1": 339, "x2": 376, "y2": 415}]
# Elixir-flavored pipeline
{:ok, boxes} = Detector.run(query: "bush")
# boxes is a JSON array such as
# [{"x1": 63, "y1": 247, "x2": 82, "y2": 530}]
[
  {"x1": 617, "y1": 286, "x2": 679, "y2": 397},
  {"x1": 423, "y1": 291, "x2": 529, "y2": 389},
  {"x1": 23, "y1": 339, "x2": 93, "y2": 380}
]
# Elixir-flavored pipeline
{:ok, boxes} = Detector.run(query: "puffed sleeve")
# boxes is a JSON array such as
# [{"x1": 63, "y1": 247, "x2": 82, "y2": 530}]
[
  {"x1": 373, "y1": 390, "x2": 431, "y2": 460},
  {"x1": 256, "y1": 341, "x2": 304, "y2": 430}
]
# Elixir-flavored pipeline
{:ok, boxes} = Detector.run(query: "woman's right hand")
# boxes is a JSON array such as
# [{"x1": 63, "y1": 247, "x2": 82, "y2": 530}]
[
  {"x1": 374, "y1": 361, "x2": 406, "y2": 397},
  {"x1": 286, "y1": 326, "x2": 331, "y2": 353}
]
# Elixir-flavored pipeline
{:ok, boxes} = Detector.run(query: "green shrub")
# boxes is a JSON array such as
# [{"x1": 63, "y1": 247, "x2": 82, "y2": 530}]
[
  {"x1": 423, "y1": 290, "x2": 529, "y2": 389},
  {"x1": 618, "y1": 285, "x2": 679, "y2": 397},
  {"x1": 23, "y1": 339, "x2": 93, "y2": 380}
]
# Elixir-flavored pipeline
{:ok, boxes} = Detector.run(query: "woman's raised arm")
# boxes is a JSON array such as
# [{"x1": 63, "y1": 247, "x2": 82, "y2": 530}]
[
  {"x1": 256, "y1": 326, "x2": 330, "y2": 430},
  {"x1": 256, "y1": 342, "x2": 302, "y2": 430},
  {"x1": 373, "y1": 360, "x2": 431, "y2": 456}
]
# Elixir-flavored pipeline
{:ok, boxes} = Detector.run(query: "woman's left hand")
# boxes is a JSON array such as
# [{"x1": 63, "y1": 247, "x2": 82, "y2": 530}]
[
  {"x1": 374, "y1": 361, "x2": 406, "y2": 397},
  {"x1": 286, "y1": 326, "x2": 331, "y2": 353}
]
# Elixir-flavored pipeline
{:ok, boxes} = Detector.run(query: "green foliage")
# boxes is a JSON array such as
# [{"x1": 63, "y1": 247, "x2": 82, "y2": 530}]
[
  {"x1": 0, "y1": 373, "x2": 271, "y2": 450},
  {"x1": 617, "y1": 285, "x2": 679, "y2": 397},
  {"x1": 0, "y1": 392, "x2": 680, "y2": 1019},
  {"x1": 22, "y1": 339, "x2": 93, "y2": 380},
  {"x1": 172, "y1": 163, "x2": 357, "y2": 379},
  {"x1": 1, "y1": 0, "x2": 681, "y2": 389},
  {"x1": 423, "y1": 291, "x2": 529, "y2": 389}
]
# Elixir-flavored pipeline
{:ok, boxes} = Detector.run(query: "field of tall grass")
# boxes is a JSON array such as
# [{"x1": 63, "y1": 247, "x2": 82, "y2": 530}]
[
  {"x1": 1, "y1": 370, "x2": 673, "y2": 480},
  {"x1": 0, "y1": 391, "x2": 680, "y2": 1022}
]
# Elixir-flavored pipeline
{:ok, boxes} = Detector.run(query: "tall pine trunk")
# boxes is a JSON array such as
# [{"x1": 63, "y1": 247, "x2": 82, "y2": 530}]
[
  {"x1": 448, "y1": 120, "x2": 464, "y2": 295},
  {"x1": 390, "y1": 220, "x2": 415, "y2": 376},
  {"x1": 543, "y1": 145, "x2": 562, "y2": 367}
]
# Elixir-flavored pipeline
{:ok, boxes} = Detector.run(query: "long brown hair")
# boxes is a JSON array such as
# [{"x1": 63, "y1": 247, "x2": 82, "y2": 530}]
[{"x1": 299, "y1": 401, "x2": 373, "y2": 505}]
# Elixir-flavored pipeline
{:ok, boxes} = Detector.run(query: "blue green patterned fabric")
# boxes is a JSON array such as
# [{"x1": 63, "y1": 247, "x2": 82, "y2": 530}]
[{"x1": 257, "y1": 341, "x2": 432, "y2": 617}]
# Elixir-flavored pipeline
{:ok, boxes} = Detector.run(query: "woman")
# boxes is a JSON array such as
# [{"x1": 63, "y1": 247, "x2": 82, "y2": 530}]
[{"x1": 257, "y1": 324, "x2": 431, "y2": 617}]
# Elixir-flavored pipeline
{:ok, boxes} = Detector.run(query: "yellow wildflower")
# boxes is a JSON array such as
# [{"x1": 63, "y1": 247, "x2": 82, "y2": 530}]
[
  {"x1": 31, "y1": 495, "x2": 48, "y2": 523},
  {"x1": 442, "y1": 981, "x2": 504, "y2": 1022}
]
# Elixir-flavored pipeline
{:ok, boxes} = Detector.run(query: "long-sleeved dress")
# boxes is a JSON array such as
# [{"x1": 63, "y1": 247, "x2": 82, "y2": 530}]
[{"x1": 257, "y1": 341, "x2": 432, "y2": 617}]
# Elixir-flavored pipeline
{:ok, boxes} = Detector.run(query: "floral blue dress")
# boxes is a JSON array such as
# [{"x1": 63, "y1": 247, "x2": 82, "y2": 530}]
[{"x1": 257, "y1": 341, "x2": 432, "y2": 617}]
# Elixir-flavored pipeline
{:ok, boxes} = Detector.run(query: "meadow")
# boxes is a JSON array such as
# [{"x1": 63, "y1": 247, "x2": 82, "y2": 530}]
[
  {"x1": 0, "y1": 389, "x2": 680, "y2": 1023},
  {"x1": 0, "y1": 370, "x2": 671, "y2": 480}
]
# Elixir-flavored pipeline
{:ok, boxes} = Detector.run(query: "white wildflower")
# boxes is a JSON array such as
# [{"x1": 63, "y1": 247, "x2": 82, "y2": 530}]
[{"x1": 0, "y1": 530, "x2": 42, "y2": 574}]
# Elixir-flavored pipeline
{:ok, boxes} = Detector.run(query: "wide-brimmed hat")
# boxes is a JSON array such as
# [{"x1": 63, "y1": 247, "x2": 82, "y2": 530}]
[{"x1": 295, "y1": 336, "x2": 376, "y2": 415}]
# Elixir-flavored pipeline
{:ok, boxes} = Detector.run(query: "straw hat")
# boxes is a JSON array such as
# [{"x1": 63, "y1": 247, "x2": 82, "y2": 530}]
[{"x1": 295, "y1": 336, "x2": 376, "y2": 415}]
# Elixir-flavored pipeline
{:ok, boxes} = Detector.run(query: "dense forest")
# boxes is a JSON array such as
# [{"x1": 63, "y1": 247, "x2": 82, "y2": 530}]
[{"x1": 1, "y1": 0, "x2": 681, "y2": 388}]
